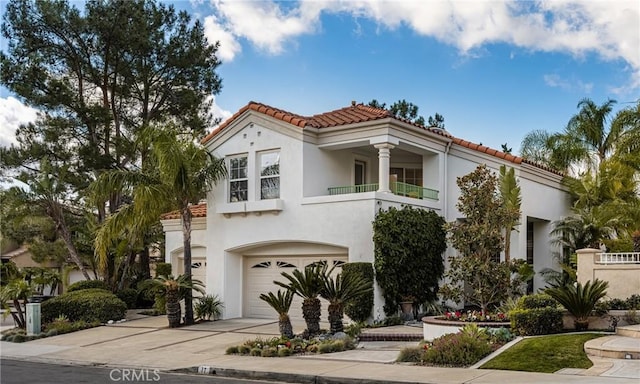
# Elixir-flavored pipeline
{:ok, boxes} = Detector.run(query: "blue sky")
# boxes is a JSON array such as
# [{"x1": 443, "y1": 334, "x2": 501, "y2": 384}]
[{"x1": 1, "y1": 1, "x2": 639, "y2": 153}]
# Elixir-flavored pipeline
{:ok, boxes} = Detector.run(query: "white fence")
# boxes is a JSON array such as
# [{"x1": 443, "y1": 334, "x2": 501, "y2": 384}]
[{"x1": 596, "y1": 252, "x2": 640, "y2": 264}]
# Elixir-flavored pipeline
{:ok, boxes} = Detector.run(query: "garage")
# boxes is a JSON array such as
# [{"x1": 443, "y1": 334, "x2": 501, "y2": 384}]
[
  {"x1": 173, "y1": 246, "x2": 207, "y2": 297},
  {"x1": 243, "y1": 255, "x2": 347, "y2": 320}
]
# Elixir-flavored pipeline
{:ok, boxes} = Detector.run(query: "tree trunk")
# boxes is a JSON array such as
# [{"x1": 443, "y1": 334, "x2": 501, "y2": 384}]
[
  {"x1": 56, "y1": 213, "x2": 91, "y2": 281},
  {"x1": 279, "y1": 313, "x2": 294, "y2": 339},
  {"x1": 504, "y1": 230, "x2": 511, "y2": 264},
  {"x1": 139, "y1": 247, "x2": 151, "y2": 280},
  {"x1": 302, "y1": 297, "x2": 321, "y2": 336},
  {"x1": 327, "y1": 303, "x2": 344, "y2": 334},
  {"x1": 12, "y1": 299, "x2": 25, "y2": 329},
  {"x1": 165, "y1": 290, "x2": 181, "y2": 328},
  {"x1": 181, "y1": 207, "x2": 194, "y2": 325}
]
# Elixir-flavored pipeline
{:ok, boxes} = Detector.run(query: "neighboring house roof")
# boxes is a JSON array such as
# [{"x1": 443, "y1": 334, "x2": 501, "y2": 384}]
[
  {"x1": 202, "y1": 101, "x2": 562, "y2": 175},
  {"x1": 1, "y1": 246, "x2": 30, "y2": 260},
  {"x1": 160, "y1": 203, "x2": 207, "y2": 220}
]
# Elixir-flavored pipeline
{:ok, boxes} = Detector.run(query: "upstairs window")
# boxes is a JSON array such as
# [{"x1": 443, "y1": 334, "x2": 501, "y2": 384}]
[
  {"x1": 229, "y1": 155, "x2": 248, "y2": 202},
  {"x1": 259, "y1": 151, "x2": 280, "y2": 199}
]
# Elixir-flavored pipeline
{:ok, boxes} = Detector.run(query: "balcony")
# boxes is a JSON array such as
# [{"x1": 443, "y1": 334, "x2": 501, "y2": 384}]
[{"x1": 328, "y1": 181, "x2": 439, "y2": 201}]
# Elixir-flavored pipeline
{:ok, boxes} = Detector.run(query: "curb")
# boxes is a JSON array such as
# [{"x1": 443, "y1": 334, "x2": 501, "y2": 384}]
[{"x1": 177, "y1": 365, "x2": 432, "y2": 384}]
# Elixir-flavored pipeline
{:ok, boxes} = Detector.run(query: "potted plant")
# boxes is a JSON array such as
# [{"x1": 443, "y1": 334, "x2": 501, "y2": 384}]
[
  {"x1": 399, "y1": 295, "x2": 416, "y2": 319},
  {"x1": 546, "y1": 279, "x2": 609, "y2": 331}
]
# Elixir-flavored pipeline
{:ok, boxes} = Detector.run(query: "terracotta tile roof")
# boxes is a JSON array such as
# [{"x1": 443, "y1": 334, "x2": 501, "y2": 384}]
[
  {"x1": 160, "y1": 203, "x2": 207, "y2": 220},
  {"x1": 201, "y1": 101, "x2": 561, "y2": 175}
]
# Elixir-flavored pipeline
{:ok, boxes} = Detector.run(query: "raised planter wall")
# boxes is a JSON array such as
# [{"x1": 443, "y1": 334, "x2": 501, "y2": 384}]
[
  {"x1": 562, "y1": 310, "x2": 632, "y2": 330},
  {"x1": 422, "y1": 316, "x2": 510, "y2": 341}
]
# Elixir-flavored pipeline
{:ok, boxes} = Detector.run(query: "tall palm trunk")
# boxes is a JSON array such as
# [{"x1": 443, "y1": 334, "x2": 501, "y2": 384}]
[
  {"x1": 302, "y1": 297, "x2": 321, "y2": 336},
  {"x1": 181, "y1": 206, "x2": 194, "y2": 325},
  {"x1": 327, "y1": 303, "x2": 344, "y2": 334},
  {"x1": 279, "y1": 313, "x2": 294, "y2": 339}
]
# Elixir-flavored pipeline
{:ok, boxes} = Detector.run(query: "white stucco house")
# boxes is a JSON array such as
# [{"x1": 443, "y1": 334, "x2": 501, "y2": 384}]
[{"x1": 161, "y1": 101, "x2": 570, "y2": 321}]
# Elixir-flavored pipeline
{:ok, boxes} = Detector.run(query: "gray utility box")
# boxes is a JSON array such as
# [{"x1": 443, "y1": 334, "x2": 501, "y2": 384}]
[{"x1": 26, "y1": 303, "x2": 41, "y2": 336}]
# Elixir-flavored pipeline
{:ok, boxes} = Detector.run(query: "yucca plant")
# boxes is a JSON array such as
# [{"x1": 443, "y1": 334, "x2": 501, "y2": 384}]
[
  {"x1": 321, "y1": 272, "x2": 372, "y2": 334},
  {"x1": 259, "y1": 290, "x2": 294, "y2": 338},
  {"x1": 141, "y1": 275, "x2": 204, "y2": 328},
  {"x1": 275, "y1": 263, "x2": 327, "y2": 337},
  {"x1": 546, "y1": 279, "x2": 609, "y2": 330},
  {"x1": 195, "y1": 294, "x2": 224, "y2": 321}
]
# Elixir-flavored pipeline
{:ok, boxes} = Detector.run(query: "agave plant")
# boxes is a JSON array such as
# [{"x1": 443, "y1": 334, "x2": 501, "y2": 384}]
[
  {"x1": 259, "y1": 290, "x2": 294, "y2": 338},
  {"x1": 321, "y1": 272, "x2": 372, "y2": 334},
  {"x1": 141, "y1": 275, "x2": 204, "y2": 328},
  {"x1": 275, "y1": 263, "x2": 327, "y2": 337},
  {"x1": 546, "y1": 279, "x2": 609, "y2": 330}
]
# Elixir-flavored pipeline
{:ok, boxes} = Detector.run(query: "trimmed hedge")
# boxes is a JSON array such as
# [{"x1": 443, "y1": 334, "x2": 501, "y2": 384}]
[
  {"x1": 42, "y1": 288, "x2": 127, "y2": 323},
  {"x1": 67, "y1": 279, "x2": 110, "y2": 292},
  {"x1": 342, "y1": 262, "x2": 374, "y2": 322},
  {"x1": 517, "y1": 293, "x2": 558, "y2": 309},
  {"x1": 116, "y1": 288, "x2": 138, "y2": 309},
  {"x1": 510, "y1": 307, "x2": 563, "y2": 336}
]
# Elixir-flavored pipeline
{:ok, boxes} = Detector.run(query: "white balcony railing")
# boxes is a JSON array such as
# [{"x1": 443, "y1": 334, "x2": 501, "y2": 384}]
[{"x1": 596, "y1": 252, "x2": 640, "y2": 264}]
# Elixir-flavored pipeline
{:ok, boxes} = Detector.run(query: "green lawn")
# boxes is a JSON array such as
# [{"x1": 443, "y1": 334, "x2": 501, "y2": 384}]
[{"x1": 480, "y1": 333, "x2": 604, "y2": 373}]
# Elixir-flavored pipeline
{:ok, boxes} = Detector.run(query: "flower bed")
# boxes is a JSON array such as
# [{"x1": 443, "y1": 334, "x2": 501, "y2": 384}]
[
  {"x1": 422, "y1": 315, "x2": 510, "y2": 341},
  {"x1": 225, "y1": 334, "x2": 356, "y2": 357}
]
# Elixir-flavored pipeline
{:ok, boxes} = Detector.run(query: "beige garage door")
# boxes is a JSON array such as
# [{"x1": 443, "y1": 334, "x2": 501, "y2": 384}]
[{"x1": 244, "y1": 256, "x2": 347, "y2": 320}]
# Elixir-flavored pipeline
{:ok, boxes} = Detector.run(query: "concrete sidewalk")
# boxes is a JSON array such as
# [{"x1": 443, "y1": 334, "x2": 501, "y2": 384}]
[{"x1": 1, "y1": 315, "x2": 638, "y2": 384}]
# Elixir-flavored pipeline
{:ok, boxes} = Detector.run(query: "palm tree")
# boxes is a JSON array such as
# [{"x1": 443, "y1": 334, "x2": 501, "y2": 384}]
[
  {"x1": 499, "y1": 165, "x2": 521, "y2": 263},
  {"x1": 141, "y1": 275, "x2": 204, "y2": 328},
  {"x1": 320, "y1": 271, "x2": 372, "y2": 334},
  {"x1": 259, "y1": 290, "x2": 294, "y2": 338},
  {"x1": 275, "y1": 263, "x2": 326, "y2": 337},
  {"x1": 546, "y1": 279, "x2": 608, "y2": 330},
  {"x1": 0, "y1": 279, "x2": 34, "y2": 328},
  {"x1": 91, "y1": 124, "x2": 227, "y2": 325}
]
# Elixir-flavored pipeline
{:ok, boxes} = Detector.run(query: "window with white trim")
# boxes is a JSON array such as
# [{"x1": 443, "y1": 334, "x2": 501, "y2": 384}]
[
  {"x1": 259, "y1": 151, "x2": 280, "y2": 199},
  {"x1": 229, "y1": 155, "x2": 248, "y2": 202}
]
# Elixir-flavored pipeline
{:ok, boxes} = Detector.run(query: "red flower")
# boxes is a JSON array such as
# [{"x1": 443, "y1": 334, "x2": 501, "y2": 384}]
[{"x1": 285, "y1": 341, "x2": 291, "y2": 348}]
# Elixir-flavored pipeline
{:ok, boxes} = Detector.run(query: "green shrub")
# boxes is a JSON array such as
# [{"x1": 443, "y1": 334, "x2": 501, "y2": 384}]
[
  {"x1": 116, "y1": 288, "x2": 138, "y2": 309},
  {"x1": 624, "y1": 310, "x2": 640, "y2": 325},
  {"x1": 261, "y1": 347, "x2": 278, "y2": 357},
  {"x1": 238, "y1": 345, "x2": 251, "y2": 355},
  {"x1": 307, "y1": 344, "x2": 319, "y2": 353},
  {"x1": 155, "y1": 263, "x2": 172, "y2": 277},
  {"x1": 278, "y1": 347, "x2": 292, "y2": 357},
  {"x1": 332, "y1": 340, "x2": 345, "y2": 352},
  {"x1": 250, "y1": 348, "x2": 262, "y2": 356},
  {"x1": 195, "y1": 294, "x2": 224, "y2": 321},
  {"x1": 318, "y1": 342, "x2": 334, "y2": 354},
  {"x1": 344, "y1": 322, "x2": 363, "y2": 338},
  {"x1": 342, "y1": 262, "x2": 374, "y2": 322},
  {"x1": 67, "y1": 280, "x2": 110, "y2": 292},
  {"x1": 225, "y1": 346, "x2": 239, "y2": 354},
  {"x1": 517, "y1": 294, "x2": 558, "y2": 309},
  {"x1": 627, "y1": 294, "x2": 640, "y2": 310},
  {"x1": 510, "y1": 307, "x2": 563, "y2": 335},
  {"x1": 397, "y1": 346, "x2": 424, "y2": 363},
  {"x1": 42, "y1": 288, "x2": 127, "y2": 323},
  {"x1": 423, "y1": 332, "x2": 492, "y2": 367}
]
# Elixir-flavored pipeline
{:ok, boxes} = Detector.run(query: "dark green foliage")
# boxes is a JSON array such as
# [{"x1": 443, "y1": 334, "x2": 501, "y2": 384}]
[
  {"x1": 342, "y1": 262, "x2": 374, "y2": 322},
  {"x1": 238, "y1": 345, "x2": 251, "y2": 355},
  {"x1": 546, "y1": 279, "x2": 609, "y2": 329},
  {"x1": 155, "y1": 263, "x2": 172, "y2": 278},
  {"x1": 627, "y1": 294, "x2": 640, "y2": 310},
  {"x1": 41, "y1": 289, "x2": 127, "y2": 323},
  {"x1": 194, "y1": 294, "x2": 224, "y2": 321},
  {"x1": 397, "y1": 346, "x2": 425, "y2": 363},
  {"x1": 116, "y1": 288, "x2": 138, "y2": 309},
  {"x1": 250, "y1": 348, "x2": 262, "y2": 356},
  {"x1": 518, "y1": 294, "x2": 559, "y2": 309},
  {"x1": 261, "y1": 347, "x2": 278, "y2": 357},
  {"x1": 225, "y1": 346, "x2": 239, "y2": 354},
  {"x1": 278, "y1": 347, "x2": 292, "y2": 357},
  {"x1": 509, "y1": 307, "x2": 564, "y2": 335},
  {"x1": 66, "y1": 280, "x2": 110, "y2": 293},
  {"x1": 373, "y1": 206, "x2": 447, "y2": 315},
  {"x1": 423, "y1": 332, "x2": 493, "y2": 367},
  {"x1": 318, "y1": 342, "x2": 334, "y2": 354}
]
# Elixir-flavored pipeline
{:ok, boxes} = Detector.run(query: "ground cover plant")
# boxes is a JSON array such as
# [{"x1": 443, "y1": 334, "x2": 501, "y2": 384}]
[
  {"x1": 397, "y1": 324, "x2": 513, "y2": 367},
  {"x1": 479, "y1": 333, "x2": 604, "y2": 372},
  {"x1": 225, "y1": 334, "x2": 356, "y2": 357}
]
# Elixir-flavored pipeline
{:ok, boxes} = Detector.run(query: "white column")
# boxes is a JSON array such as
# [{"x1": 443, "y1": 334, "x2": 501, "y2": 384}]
[{"x1": 374, "y1": 143, "x2": 394, "y2": 193}]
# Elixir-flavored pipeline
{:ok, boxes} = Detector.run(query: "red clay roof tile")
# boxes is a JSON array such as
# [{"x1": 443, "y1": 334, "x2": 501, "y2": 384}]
[{"x1": 160, "y1": 203, "x2": 207, "y2": 220}]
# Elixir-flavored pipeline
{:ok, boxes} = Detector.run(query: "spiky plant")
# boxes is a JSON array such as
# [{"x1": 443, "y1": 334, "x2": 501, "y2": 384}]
[
  {"x1": 321, "y1": 272, "x2": 372, "y2": 333},
  {"x1": 0, "y1": 279, "x2": 34, "y2": 328},
  {"x1": 275, "y1": 263, "x2": 327, "y2": 337},
  {"x1": 546, "y1": 279, "x2": 609, "y2": 330},
  {"x1": 259, "y1": 290, "x2": 294, "y2": 338},
  {"x1": 141, "y1": 275, "x2": 204, "y2": 328}
]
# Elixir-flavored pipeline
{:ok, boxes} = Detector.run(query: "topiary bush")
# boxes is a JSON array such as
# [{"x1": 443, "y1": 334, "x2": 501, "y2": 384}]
[
  {"x1": 517, "y1": 293, "x2": 558, "y2": 309},
  {"x1": 42, "y1": 288, "x2": 127, "y2": 323},
  {"x1": 342, "y1": 262, "x2": 374, "y2": 323},
  {"x1": 509, "y1": 307, "x2": 563, "y2": 335},
  {"x1": 67, "y1": 279, "x2": 110, "y2": 292},
  {"x1": 116, "y1": 288, "x2": 139, "y2": 309}
]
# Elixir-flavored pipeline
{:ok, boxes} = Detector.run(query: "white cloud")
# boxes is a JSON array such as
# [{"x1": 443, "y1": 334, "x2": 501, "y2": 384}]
[
  {"x1": 208, "y1": 95, "x2": 232, "y2": 126},
  {"x1": 543, "y1": 74, "x2": 593, "y2": 93},
  {"x1": 0, "y1": 97, "x2": 38, "y2": 148},
  {"x1": 204, "y1": 14, "x2": 242, "y2": 62},
  {"x1": 204, "y1": 0, "x2": 640, "y2": 89}
]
